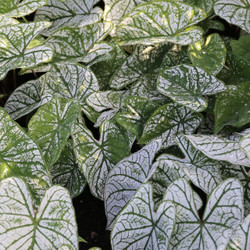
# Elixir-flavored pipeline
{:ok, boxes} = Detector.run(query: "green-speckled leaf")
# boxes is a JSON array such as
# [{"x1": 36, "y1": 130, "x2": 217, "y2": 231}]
[
  {"x1": 104, "y1": 140, "x2": 162, "y2": 230},
  {"x1": 0, "y1": 108, "x2": 51, "y2": 206},
  {"x1": 111, "y1": 183, "x2": 175, "y2": 249},
  {"x1": 4, "y1": 79, "x2": 42, "y2": 120},
  {"x1": 214, "y1": 82, "x2": 250, "y2": 133},
  {"x1": 240, "y1": 133, "x2": 250, "y2": 160},
  {"x1": 0, "y1": 177, "x2": 78, "y2": 249},
  {"x1": 165, "y1": 178, "x2": 244, "y2": 249},
  {"x1": 72, "y1": 120, "x2": 131, "y2": 200},
  {"x1": 230, "y1": 35, "x2": 250, "y2": 62},
  {"x1": 28, "y1": 98, "x2": 81, "y2": 168},
  {"x1": 116, "y1": 1, "x2": 207, "y2": 45},
  {"x1": 214, "y1": 0, "x2": 250, "y2": 33},
  {"x1": 50, "y1": 141, "x2": 86, "y2": 198},
  {"x1": 35, "y1": 0, "x2": 103, "y2": 36},
  {"x1": 184, "y1": 0, "x2": 215, "y2": 13},
  {"x1": 0, "y1": 21, "x2": 53, "y2": 80},
  {"x1": 157, "y1": 64, "x2": 226, "y2": 112},
  {"x1": 0, "y1": 0, "x2": 47, "y2": 17},
  {"x1": 188, "y1": 33, "x2": 226, "y2": 75}
]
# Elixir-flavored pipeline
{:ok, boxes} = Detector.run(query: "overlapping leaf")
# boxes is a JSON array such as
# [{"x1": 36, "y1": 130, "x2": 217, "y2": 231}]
[
  {"x1": 0, "y1": 15, "x2": 19, "y2": 26},
  {"x1": 157, "y1": 64, "x2": 226, "y2": 112},
  {"x1": 240, "y1": 133, "x2": 250, "y2": 160},
  {"x1": 0, "y1": 177, "x2": 78, "y2": 249},
  {"x1": 184, "y1": 0, "x2": 215, "y2": 13},
  {"x1": 111, "y1": 183, "x2": 175, "y2": 249},
  {"x1": 28, "y1": 98, "x2": 81, "y2": 168},
  {"x1": 35, "y1": 0, "x2": 103, "y2": 36},
  {"x1": 230, "y1": 35, "x2": 250, "y2": 62},
  {"x1": 116, "y1": 1, "x2": 207, "y2": 45}
]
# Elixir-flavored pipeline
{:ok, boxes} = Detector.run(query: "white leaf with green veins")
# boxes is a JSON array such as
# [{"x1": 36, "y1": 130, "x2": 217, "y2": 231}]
[
  {"x1": 111, "y1": 183, "x2": 175, "y2": 250},
  {"x1": 0, "y1": 0, "x2": 47, "y2": 17},
  {"x1": 28, "y1": 98, "x2": 81, "y2": 168},
  {"x1": 0, "y1": 177, "x2": 78, "y2": 250},
  {"x1": 0, "y1": 15, "x2": 19, "y2": 26},
  {"x1": 35, "y1": 0, "x2": 103, "y2": 36},
  {"x1": 0, "y1": 21, "x2": 53, "y2": 80},
  {"x1": 157, "y1": 64, "x2": 226, "y2": 112},
  {"x1": 240, "y1": 133, "x2": 250, "y2": 160},
  {"x1": 165, "y1": 178, "x2": 244, "y2": 250},
  {"x1": 116, "y1": 1, "x2": 207, "y2": 45},
  {"x1": 104, "y1": 139, "x2": 162, "y2": 230},
  {"x1": 0, "y1": 108, "x2": 51, "y2": 207},
  {"x1": 214, "y1": 0, "x2": 250, "y2": 33},
  {"x1": 4, "y1": 78, "x2": 42, "y2": 120},
  {"x1": 185, "y1": 134, "x2": 250, "y2": 167}
]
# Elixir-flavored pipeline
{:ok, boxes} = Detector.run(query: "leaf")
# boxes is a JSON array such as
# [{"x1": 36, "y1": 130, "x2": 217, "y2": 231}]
[
  {"x1": 184, "y1": 0, "x2": 215, "y2": 13},
  {"x1": 227, "y1": 214, "x2": 250, "y2": 250},
  {"x1": 214, "y1": 0, "x2": 250, "y2": 33},
  {"x1": 0, "y1": 0, "x2": 47, "y2": 17},
  {"x1": 111, "y1": 183, "x2": 175, "y2": 249},
  {"x1": 230, "y1": 35, "x2": 250, "y2": 62},
  {"x1": 240, "y1": 133, "x2": 250, "y2": 160},
  {"x1": 0, "y1": 177, "x2": 78, "y2": 249},
  {"x1": 50, "y1": 141, "x2": 87, "y2": 198},
  {"x1": 139, "y1": 103, "x2": 203, "y2": 146},
  {"x1": 188, "y1": 33, "x2": 226, "y2": 75},
  {"x1": 115, "y1": 1, "x2": 207, "y2": 45},
  {"x1": 165, "y1": 178, "x2": 244, "y2": 249},
  {"x1": 0, "y1": 15, "x2": 19, "y2": 26},
  {"x1": 185, "y1": 134, "x2": 250, "y2": 166},
  {"x1": 0, "y1": 108, "x2": 51, "y2": 206},
  {"x1": 35, "y1": 0, "x2": 103, "y2": 36},
  {"x1": 104, "y1": 140, "x2": 162, "y2": 230},
  {"x1": 28, "y1": 98, "x2": 81, "y2": 168},
  {"x1": 214, "y1": 82, "x2": 250, "y2": 133},
  {"x1": 4, "y1": 78, "x2": 42, "y2": 120},
  {"x1": 0, "y1": 21, "x2": 53, "y2": 80},
  {"x1": 72, "y1": 120, "x2": 131, "y2": 200},
  {"x1": 200, "y1": 20, "x2": 225, "y2": 33},
  {"x1": 157, "y1": 64, "x2": 226, "y2": 112}
]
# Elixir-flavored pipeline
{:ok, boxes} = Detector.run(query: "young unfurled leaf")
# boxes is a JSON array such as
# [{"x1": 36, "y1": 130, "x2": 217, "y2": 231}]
[
  {"x1": 105, "y1": 140, "x2": 162, "y2": 230},
  {"x1": 28, "y1": 98, "x2": 81, "y2": 168},
  {"x1": 35, "y1": 0, "x2": 103, "y2": 36},
  {"x1": 111, "y1": 183, "x2": 175, "y2": 249},
  {"x1": 0, "y1": 21, "x2": 53, "y2": 80},
  {"x1": 0, "y1": 177, "x2": 78, "y2": 249},
  {"x1": 157, "y1": 64, "x2": 226, "y2": 112},
  {"x1": 214, "y1": 82, "x2": 250, "y2": 133},
  {"x1": 116, "y1": 1, "x2": 207, "y2": 45},
  {"x1": 165, "y1": 178, "x2": 244, "y2": 249},
  {"x1": 230, "y1": 35, "x2": 250, "y2": 62},
  {"x1": 188, "y1": 33, "x2": 226, "y2": 75},
  {"x1": 0, "y1": 108, "x2": 51, "y2": 206}
]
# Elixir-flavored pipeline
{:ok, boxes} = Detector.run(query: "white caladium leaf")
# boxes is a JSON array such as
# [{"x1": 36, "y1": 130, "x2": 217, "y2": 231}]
[
  {"x1": 139, "y1": 103, "x2": 203, "y2": 147},
  {"x1": 185, "y1": 134, "x2": 250, "y2": 167},
  {"x1": 111, "y1": 183, "x2": 175, "y2": 250},
  {"x1": 4, "y1": 78, "x2": 42, "y2": 120},
  {"x1": 116, "y1": 1, "x2": 207, "y2": 45},
  {"x1": 50, "y1": 141, "x2": 86, "y2": 198},
  {"x1": 214, "y1": 0, "x2": 250, "y2": 33},
  {"x1": 165, "y1": 178, "x2": 244, "y2": 250},
  {"x1": 35, "y1": 0, "x2": 103, "y2": 36},
  {"x1": 0, "y1": 21, "x2": 53, "y2": 80},
  {"x1": 227, "y1": 214, "x2": 250, "y2": 250},
  {"x1": 240, "y1": 133, "x2": 250, "y2": 160},
  {"x1": 0, "y1": 0, "x2": 47, "y2": 17},
  {"x1": 0, "y1": 108, "x2": 51, "y2": 206},
  {"x1": 157, "y1": 64, "x2": 226, "y2": 112},
  {"x1": 28, "y1": 98, "x2": 81, "y2": 168},
  {"x1": 0, "y1": 177, "x2": 78, "y2": 249},
  {"x1": 72, "y1": 120, "x2": 131, "y2": 200},
  {"x1": 0, "y1": 15, "x2": 19, "y2": 25},
  {"x1": 104, "y1": 140, "x2": 162, "y2": 230}
]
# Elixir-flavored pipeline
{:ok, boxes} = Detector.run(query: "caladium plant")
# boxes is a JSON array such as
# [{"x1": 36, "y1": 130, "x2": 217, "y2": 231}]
[{"x1": 0, "y1": 0, "x2": 250, "y2": 249}]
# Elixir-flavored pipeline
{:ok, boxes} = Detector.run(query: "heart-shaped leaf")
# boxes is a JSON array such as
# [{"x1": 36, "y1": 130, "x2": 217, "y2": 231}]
[
  {"x1": 188, "y1": 33, "x2": 226, "y2": 75},
  {"x1": 0, "y1": 108, "x2": 51, "y2": 206},
  {"x1": 0, "y1": 177, "x2": 78, "y2": 249},
  {"x1": 165, "y1": 178, "x2": 244, "y2": 249},
  {"x1": 28, "y1": 98, "x2": 81, "y2": 168},
  {"x1": 35, "y1": 0, "x2": 103, "y2": 36},
  {"x1": 230, "y1": 35, "x2": 250, "y2": 62},
  {"x1": 157, "y1": 64, "x2": 226, "y2": 112},
  {"x1": 214, "y1": 0, "x2": 250, "y2": 33},
  {"x1": 104, "y1": 140, "x2": 162, "y2": 230},
  {"x1": 0, "y1": 21, "x2": 53, "y2": 80},
  {"x1": 111, "y1": 183, "x2": 175, "y2": 249},
  {"x1": 116, "y1": 1, "x2": 207, "y2": 45}
]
